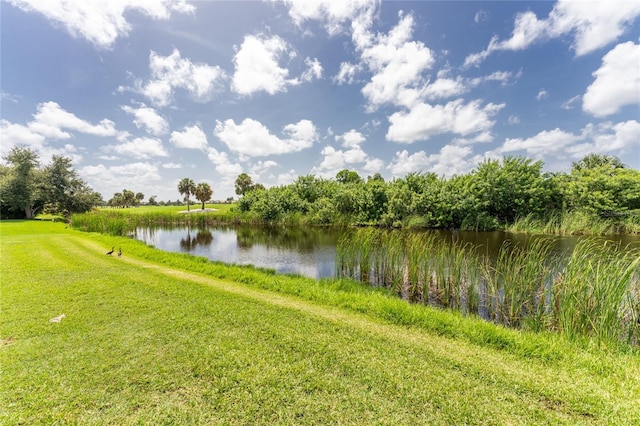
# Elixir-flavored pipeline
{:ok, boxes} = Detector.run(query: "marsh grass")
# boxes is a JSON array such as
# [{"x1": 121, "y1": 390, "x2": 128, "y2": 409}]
[
  {"x1": 509, "y1": 211, "x2": 640, "y2": 235},
  {"x1": 554, "y1": 239, "x2": 640, "y2": 346},
  {"x1": 72, "y1": 206, "x2": 252, "y2": 235},
  {"x1": 337, "y1": 228, "x2": 640, "y2": 347}
]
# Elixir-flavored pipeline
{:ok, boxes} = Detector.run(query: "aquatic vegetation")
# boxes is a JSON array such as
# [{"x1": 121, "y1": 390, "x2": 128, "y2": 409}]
[{"x1": 337, "y1": 228, "x2": 640, "y2": 347}]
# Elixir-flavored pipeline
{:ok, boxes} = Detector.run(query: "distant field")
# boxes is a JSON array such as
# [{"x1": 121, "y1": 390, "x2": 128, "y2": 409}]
[
  {"x1": 97, "y1": 203, "x2": 236, "y2": 214},
  {"x1": 2, "y1": 220, "x2": 639, "y2": 424}
]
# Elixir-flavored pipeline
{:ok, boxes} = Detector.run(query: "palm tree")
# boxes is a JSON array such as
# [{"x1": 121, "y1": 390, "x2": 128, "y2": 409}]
[
  {"x1": 178, "y1": 178, "x2": 196, "y2": 211},
  {"x1": 194, "y1": 182, "x2": 213, "y2": 210}
]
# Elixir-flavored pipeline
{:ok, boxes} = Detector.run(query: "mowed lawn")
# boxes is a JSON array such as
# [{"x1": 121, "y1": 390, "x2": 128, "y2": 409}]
[{"x1": 1, "y1": 221, "x2": 638, "y2": 425}]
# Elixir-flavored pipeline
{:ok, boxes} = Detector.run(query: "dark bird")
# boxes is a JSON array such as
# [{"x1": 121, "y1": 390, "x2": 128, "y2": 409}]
[
  {"x1": 106, "y1": 247, "x2": 114, "y2": 255},
  {"x1": 117, "y1": 248, "x2": 122, "y2": 257}
]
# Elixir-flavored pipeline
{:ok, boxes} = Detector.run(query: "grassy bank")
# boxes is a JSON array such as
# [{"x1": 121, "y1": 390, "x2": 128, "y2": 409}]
[{"x1": 2, "y1": 221, "x2": 639, "y2": 424}]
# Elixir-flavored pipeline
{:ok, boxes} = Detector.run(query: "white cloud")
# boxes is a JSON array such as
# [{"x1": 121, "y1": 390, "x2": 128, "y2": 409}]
[
  {"x1": 130, "y1": 49, "x2": 225, "y2": 107},
  {"x1": 170, "y1": 125, "x2": 209, "y2": 150},
  {"x1": 500, "y1": 128, "x2": 579, "y2": 156},
  {"x1": 336, "y1": 129, "x2": 365, "y2": 148},
  {"x1": 363, "y1": 157, "x2": 384, "y2": 173},
  {"x1": 29, "y1": 101, "x2": 117, "y2": 139},
  {"x1": 497, "y1": 120, "x2": 640, "y2": 162},
  {"x1": 0, "y1": 101, "x2": 120, "y2": 160},
  {"x1": 359, "y1": 13, "x2": 434, "y2": 110},
  {"x1": 452, "y1": 131, "x2": 494, "y2": 146},
  {"x1": 232, "y1": 35, "x2": 296, "y2": 95},
  {"x1": 7, "y1": 0, "x2": 194, "y2": 49},
  {"x1": 0, "y1": 119, "x2": 46, "y2": 149},
  {"x1": 387, "y1": 145, "x2": 476, "y2": 177},
  {"x1": 562, "y1": 95, "x2": 581, "y2": 110},
  {"x1": 536, "y1": 89, "x2": 549, "y2": 100},
  {"x1": 251, "y1": 160, "x2": 279, "y2": 176},
  {"x1": 583, "y1": 41, "x2": 640, "y2": 117},
  {"x1": 333, "y1": 62, "x2": 361, "y2": 84},
  {"x1": 386, "y1": 99, "x2": 505, "y2": 143},
  {"x1": 423, "y1": 77, "x2": 467, "y2": 100},
  {"x1": 162, "y1": 162, "x2": 182, "y2": 169},
  {"x1": 206, "y1": 147, "x2": 243, "y2": 177},
  {"x1": 301, "y1": 57, "x2": 323, "y2": 82},
  {"x1": 279, "y1": 0, "x2": 379, "y2": 36},
  {"x1": 80, "y1": 162, "x2": 163, "y2": 199},
  {"x1": 464, "y1": 0, "x2": 640, "y2": 67},
  {"x1": 313, "y1": 129, "x2": 382, "y2": 178},
  {"x1": 121, "y1": 103, "x2": 168, "y2": 136},
  {"x1": 103, "y1": 137, "x2": 169, "y2": 159},
  {"x1": 214, "y1": 118, "x2": 317, "y2": 156}
]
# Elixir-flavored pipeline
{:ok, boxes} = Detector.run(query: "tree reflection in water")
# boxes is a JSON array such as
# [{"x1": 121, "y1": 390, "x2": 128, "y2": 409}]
[{"x1": 179, "y1": 228, "x2": 214, "y2": 251}]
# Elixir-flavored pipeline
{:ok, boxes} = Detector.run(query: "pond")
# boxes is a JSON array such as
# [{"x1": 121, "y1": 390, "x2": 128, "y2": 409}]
[
  {"x1": 133, "y1": 225, "x2": 639, "y2": 279},
  {"x1": 134, "y1": 225, "x2": 341, "y2": 278},
  {"x1": 134, "y1": 225, "x2": 640, "y2": 343}
]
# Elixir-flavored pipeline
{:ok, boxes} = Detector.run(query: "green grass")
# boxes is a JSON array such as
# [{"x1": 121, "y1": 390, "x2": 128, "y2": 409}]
[
  {"x1": 2, "y1": 220, "x2": 640, "y2": 424},
  {"x1": 98, "y1": 203, "x2": 235, "y2": 214}
]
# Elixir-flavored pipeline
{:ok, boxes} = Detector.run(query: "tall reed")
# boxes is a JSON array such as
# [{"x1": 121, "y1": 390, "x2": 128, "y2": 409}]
[
  {"x1": 336, "y1": 229, "x2": 640, "y2": 346},
  {"x1": 553, "y1": 239, "x2": 640, "y2": 347}
]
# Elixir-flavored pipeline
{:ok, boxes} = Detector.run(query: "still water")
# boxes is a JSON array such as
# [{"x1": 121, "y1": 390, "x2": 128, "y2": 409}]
[{"x1": 133, "y1": 225, "x2": 640, "y2": 279}]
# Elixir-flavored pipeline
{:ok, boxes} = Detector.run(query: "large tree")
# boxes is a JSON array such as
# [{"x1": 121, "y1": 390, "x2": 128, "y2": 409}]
[
  {"x1": 178, "y1": 178, "x2": 196, "y2": 211},
  {"x1": 1, "y1": 148, "x2": 100, "y2": 219},
  {"x1": 1, "y1": 147, "x2": 41, "y2": 218},
  {"x1": 194, "y1": 182, "x2": 213, "y2": 209},
  {"x1": 235, "y1": 173, "x2": 253, "y2": 196},
  {"x1": 43, "y1": 155, "x2": 101, "y2": 216}
]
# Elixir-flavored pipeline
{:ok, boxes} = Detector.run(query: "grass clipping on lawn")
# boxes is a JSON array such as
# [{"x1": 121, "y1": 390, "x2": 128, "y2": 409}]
[{"x1": 1, "y1": 220, "x2": 639, "y2": 425}]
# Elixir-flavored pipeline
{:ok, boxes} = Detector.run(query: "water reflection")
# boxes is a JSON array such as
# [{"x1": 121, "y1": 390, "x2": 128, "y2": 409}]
[
  {"x1": 180, "y1": 228, "x2": 213, "y2": 251},
  {"x1": 134, "y1": 225, "x2": 639, "y2": 280},
  {"x1": 135, "y1": 225, "x2": 340, "y2": 279}
]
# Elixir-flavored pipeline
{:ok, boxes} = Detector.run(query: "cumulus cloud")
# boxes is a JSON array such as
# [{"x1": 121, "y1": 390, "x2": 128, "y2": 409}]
[
  {"x1": 333, "y1": 62, "x2": 362, "y2": 84},
  {"x1": 7, "y1": 0, "x2": 194, "y2": 49},
  {"x1": 387, "y1": 144, "x2": 477, "y2": 177},
  {"x1": 121, "y1": 103, "x2": 168, "y2": 136},
  {"x1": 29, "y1": 101, "x2": 118, "y2": 139},
  {"x1": 301, "y1": 57, "x2": 323, "y2": 82},
  {"x1": 126, "y1": 49, "x2": 226, "y2": 107},
  {"x1": 232, "y1": 34, "x2": 297, "y2": 95},
  {"x1": 336, "y1": 129, "x2": 366, "y2": 147},
  {"x1": 359, "y1": 13, "x2": 434, "y2": 111},
  {"x1": 279, "y1": 0, "x2": 379, "y2": 36},
  {"x1": 464, "y1": 0, "x2": 640, "y2": 67},
  {"x1": 312, "y1": 129, "x2": 382, "y2": 178},
  {"x1": 102, "y1": 137, "x2": 169, "y2": 159},
  {"x1": 0, "y1": 101, "x2": 120, "y2": 160},
  {"x1": 497, "y1": 120, "x2": 640, "y2": 163},
  {"x1": 170, "y1": 125, "x2": 209, "y2": 150},
  {"x1": 80, "y1": 162, "x2": 162, "y2": 200},
  {"x1": 214, "y1": 118, "x2": 317, "y2": 156},
  {"x1": 583, "y1": 41, "x2": 640, "y2": 117},
  {"x1": 386, "y1": 99, "x2": 505, "y2": 143},
  {"x1": 206, "y1": 147, "x2": 243, "y2": 177}
]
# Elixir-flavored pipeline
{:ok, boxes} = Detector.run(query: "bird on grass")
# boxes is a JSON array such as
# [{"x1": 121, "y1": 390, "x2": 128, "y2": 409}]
[
  {"x1": 118, "y1": 248, "x2": 122, "y2": 257},
  {"x1": 106, "y1": 247, "x2": 114, "y2": 255}
]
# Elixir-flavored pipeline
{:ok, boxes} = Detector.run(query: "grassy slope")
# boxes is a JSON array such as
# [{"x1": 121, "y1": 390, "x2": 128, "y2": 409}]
[{"x1": 1, "y1": 221, "x2": 639, "y2": 425}]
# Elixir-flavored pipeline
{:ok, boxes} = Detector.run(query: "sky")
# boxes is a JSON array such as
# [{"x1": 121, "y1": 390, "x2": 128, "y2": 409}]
[{"x1": 1, "y1": 0, "x2": 639, "y2": 202}]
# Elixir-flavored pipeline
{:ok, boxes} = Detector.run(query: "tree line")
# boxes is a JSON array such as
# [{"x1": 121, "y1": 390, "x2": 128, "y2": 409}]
[
  {"x1": 235, "y1": 154, "x2": 640, "y2": 232},
  {"x1": 1, "y1": 147, "x2": 102, "y2": 219}
]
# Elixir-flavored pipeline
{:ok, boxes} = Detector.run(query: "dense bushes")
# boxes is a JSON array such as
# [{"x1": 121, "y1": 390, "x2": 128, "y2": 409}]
[{"x1": 236, "y1": 154, "x2": 640, "y2": 233}]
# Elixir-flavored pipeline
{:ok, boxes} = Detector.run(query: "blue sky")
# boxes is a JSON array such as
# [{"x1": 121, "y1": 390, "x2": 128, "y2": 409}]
[{"x1": 2, "y1": 0, "x2": 639, "y2": 202}]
